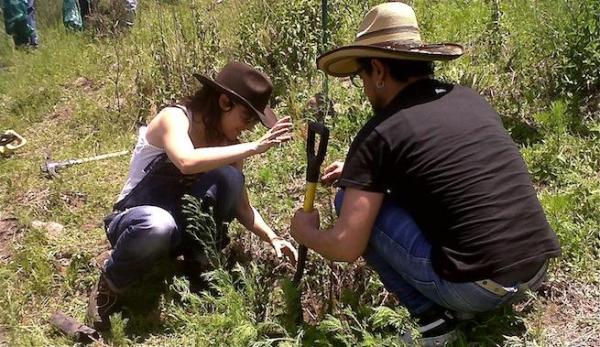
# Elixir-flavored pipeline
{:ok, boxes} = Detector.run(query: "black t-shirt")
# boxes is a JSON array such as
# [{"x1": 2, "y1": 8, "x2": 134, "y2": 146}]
[{"x1": 339, "y1": 79, "x2": 561, "y2": 282}]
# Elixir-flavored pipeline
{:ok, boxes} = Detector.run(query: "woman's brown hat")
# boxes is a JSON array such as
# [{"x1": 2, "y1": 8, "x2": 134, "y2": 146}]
[
  {"x1": 317, "y1": 2, "x2": 464, "y2": 77},
  {"x1": 194, "y1": 62, "x2": 277, "y2": 128}
]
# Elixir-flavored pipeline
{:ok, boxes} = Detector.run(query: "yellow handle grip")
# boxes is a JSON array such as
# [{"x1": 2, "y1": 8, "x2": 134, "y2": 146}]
[{"x1": 303, "y1": 182, "x2": 318, "y2": 212}]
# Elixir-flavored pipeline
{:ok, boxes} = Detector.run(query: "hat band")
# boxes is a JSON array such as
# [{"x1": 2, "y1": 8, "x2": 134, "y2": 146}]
[
  {"x1": 355, "y1": 25, "x2": 420, "y2": 43},
  {"x1": 355, "y1": 33, "x2": 421, "y2": 46}
]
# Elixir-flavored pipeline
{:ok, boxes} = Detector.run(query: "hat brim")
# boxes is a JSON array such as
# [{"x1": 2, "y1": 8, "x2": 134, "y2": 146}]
[
  {"x1": 193, "y1": 73, "x2": 277, "y2": 128},
  {"x1": 317, "y1": 43, "x2": 464, "y2": 77}
]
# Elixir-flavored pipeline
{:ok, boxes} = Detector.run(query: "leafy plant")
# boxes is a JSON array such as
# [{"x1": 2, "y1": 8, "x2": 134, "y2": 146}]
[{"x1": 181, "y1": 194, "x2": 225, "y2": 269}]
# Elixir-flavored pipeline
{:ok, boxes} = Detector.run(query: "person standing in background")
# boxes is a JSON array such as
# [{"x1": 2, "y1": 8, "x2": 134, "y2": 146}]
[{"x1": 2, "y1": 0, "x2": 39, "y2": 47}]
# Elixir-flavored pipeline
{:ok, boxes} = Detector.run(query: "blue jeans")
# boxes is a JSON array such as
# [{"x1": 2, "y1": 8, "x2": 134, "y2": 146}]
[
  {"x1": 334, "y1": 190, "x2": 534, "y2": 315},
  {"x1": 104, "y1": 165, "x2": 244, "y2": 290}
]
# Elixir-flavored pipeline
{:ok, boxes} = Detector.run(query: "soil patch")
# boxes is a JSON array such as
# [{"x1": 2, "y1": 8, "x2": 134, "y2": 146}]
[
  {"x1": 60, "y1": 191, "x2": 87, "y2": 209},
  {"x1": 17, "y1": 188, "x2": 50, "y2": 214},
  {"x1": 537, "y1": 274, "x2": 600, "y2": 346},
  {"x1": 71, "y1": 76, "x2": 97, "y2": 93},
  {"x1": 0, "y1": 214, "x2": 22, "y2": 262},
  {"x1": 0, "y1": 326, "x2": 8, "y2": 346},
  {"x1": 50, "y1": 105, "x2": 73, "y2": 121}
]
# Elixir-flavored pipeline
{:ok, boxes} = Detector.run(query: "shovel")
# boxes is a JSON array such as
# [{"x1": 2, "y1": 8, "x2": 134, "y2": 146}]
[
  {"x1": 49, "y1": 311, "x2": 100, "y2": 344},
  {"x1": 293, "y1": 121, "x2": 329, "y2": 286}
]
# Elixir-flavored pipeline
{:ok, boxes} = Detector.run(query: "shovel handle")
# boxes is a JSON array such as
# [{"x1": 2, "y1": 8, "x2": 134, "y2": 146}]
[
  {"x1": 305, "y1": 122, "x2": 329, "y2": 184},
  {"x1": 294, "y1": 122, "x2": 329, "y2": 285},
  {"x1": 304, "y1": 122, "x2": 329, "y2": 211}
]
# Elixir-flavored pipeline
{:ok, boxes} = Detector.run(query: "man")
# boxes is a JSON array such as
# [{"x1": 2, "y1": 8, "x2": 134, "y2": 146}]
[{"x1": 290, "y1": 2, "x2": 560, "y2": 345}]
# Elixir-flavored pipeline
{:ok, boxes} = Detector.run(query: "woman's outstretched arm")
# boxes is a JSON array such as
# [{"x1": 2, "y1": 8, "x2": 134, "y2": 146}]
[
  {"x1": 233, "y1": 160, "x2": 297, "y2": 264},
  {"x1": 147, "y1": 108, "x2": 292, "y2": 174}
]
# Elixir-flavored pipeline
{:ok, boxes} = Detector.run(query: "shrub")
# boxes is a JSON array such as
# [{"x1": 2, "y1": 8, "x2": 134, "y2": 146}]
[{"x1": 549, "y1": 0, "x2": 600, "y2": 119}]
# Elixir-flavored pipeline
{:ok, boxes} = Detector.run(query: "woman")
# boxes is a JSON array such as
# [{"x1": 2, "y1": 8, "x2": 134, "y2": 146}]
[{"x1": 87, "y1": 62, "x2": 297, "y2": 331}]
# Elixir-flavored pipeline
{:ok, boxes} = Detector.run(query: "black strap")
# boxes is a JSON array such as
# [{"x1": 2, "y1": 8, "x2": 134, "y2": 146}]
[{"x1": 0, "y1": 133, "x2": 17, "y2": 146}]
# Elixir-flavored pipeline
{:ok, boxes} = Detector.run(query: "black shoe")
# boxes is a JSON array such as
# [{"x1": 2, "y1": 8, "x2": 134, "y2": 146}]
[
  {"x1": 401, "y1": 308, "x2": 457, "y2": 346},
  {"x1": 86, "y1": 274, "x2": 121, "y2": 331}
]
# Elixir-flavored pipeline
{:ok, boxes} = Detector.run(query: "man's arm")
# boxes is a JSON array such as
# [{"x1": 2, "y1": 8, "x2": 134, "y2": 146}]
[{"x1": 290, "y1": 188, "x2": 384, "y2": 262}]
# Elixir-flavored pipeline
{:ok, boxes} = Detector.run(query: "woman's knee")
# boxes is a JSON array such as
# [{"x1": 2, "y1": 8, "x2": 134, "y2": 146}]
[
  {"x1": 144, "y1": 207, "x2": 177, "y2": 238},
  {"x1": 195, "y1": 165, "x2": 245, "y2": 204},
  {"x1": 215, "y1": 165, "x2": 244, "y2": 190},
  {"x1": 124, "y1": 206, "x2": 178, "y2": 253}
]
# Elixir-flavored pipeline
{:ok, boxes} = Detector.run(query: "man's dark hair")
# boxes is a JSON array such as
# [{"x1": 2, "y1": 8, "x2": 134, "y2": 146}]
[
  {"x1": 182, "y1": 86, "x2": 230, "y2": 144},
  {"x1": 356, "y1": 57, "x2": 435, "y2": 82}
]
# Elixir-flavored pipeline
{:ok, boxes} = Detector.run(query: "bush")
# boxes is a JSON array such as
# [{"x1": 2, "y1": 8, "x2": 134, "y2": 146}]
[{"x1": 549, "y1": 0, "x2": 600, "y2": 119}]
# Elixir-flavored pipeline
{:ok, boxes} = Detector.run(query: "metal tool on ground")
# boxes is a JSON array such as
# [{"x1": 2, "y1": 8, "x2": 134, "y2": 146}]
[
  {"x1": 41, "y1": 150, "x2": 129, "y2": 178},
  {"x1": 49, "y1": 311, "x2": 100, "y2": 344},
  {"x1": 293, "y1": 121, "x2": 329, "y2": 286},
  {"x1": 0, "y1": 130, "x2": 27, "y2": 157}
]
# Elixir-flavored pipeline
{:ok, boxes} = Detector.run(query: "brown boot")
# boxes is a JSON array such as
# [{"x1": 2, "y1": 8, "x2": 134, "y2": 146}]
[{"x1": 86, "y1": 273, "x2": 121, "y2": 331}]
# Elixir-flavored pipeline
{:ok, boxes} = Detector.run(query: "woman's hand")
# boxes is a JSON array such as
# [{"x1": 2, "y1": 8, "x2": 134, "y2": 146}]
[
  {"x1": 270, "y1": 237, "x2": 298, "y2": 266},
  {"x1": 320, "y1": 161, "x2": 344, "y2": 186},
  {"x1": 252, "y1": 116, "x2": 293, "y2": 154}
]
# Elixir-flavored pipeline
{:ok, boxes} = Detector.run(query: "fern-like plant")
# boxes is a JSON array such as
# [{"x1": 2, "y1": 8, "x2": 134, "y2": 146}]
[{"x1": 181, "y1": 194, "x2": 226, "y2": 269}]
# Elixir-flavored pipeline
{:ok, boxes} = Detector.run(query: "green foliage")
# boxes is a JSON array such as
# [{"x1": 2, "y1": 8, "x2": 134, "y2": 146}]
[
  {"x1": 182, "y1": 194, "x2": 225, "y2": 268},
  {"x1": 549, "y1": 0, "x2": 600, "y2": 116},
  {"x1": 233, "y1": 0, "x2": 321, "y2": 95},
  {"x1": 281, "y1": 278, "x2": 302, "y2": 334},
  {"x1": 110, "y1": 313, "x2": 134, "y2": 346},
  {"x1": 534, "y1": 100, "x2": 571, "y2": 135},
  {"x1": 65, "y1": 251, "x2": 95, "y2": 293},
  {"x1": 12, "y1": 228, "x2": 53, "y2": 296}
]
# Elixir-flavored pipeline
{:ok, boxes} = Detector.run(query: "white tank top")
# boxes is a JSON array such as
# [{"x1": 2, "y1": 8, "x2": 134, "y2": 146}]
[{"x1": 116, "y1": 106, "x2": 190, "y2": 202}]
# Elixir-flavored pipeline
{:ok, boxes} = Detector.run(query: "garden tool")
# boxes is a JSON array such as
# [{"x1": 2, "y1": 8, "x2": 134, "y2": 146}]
[
  {"x1": 293, "y1": 121, "x2": 329, "y2": 286},
  {"x1": 0, "y1": 130, "x2": 27, "y2": 157},
  {"x1": 41, "y1": 150, "x2": 129, "y2": 178},
  {"x1": 49, "y1": 311, "x2": 100, "y2": 343}
]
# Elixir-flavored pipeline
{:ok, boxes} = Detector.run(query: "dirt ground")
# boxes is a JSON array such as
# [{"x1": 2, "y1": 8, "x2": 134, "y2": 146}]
[
  {"x1": 0, "y1": 326, "x2": 7, "y2": 346},
  {"x1": 539, "y1": 274, "x2": 600, "y2": 346},
  {"x1": 0, "y1": 213, "x2": 22, "y2": 263}
]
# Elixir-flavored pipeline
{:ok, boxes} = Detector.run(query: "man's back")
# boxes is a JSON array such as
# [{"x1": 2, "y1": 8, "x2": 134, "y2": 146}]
[{"x1": 339, "y1": 79, "x2": 561, "y2": 281}]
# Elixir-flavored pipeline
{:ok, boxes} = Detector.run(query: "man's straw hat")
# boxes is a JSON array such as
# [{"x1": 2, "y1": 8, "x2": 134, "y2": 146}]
[{"x1": 317, "y1": 2, "x2": 464, "y2": 77}]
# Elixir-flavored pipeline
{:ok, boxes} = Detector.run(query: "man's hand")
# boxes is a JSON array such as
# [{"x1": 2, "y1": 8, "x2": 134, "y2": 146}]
[
  {"x1": 252, "y1": 116, "x2": 293, "y2": 154},
  {"x1": 321, "y1": 161, "x2": 344, "y2": 186},
  {"x1": 290, "y1": 209, "x2": 320, "y2": 246},
  {"x1": 270, "y1": 237, "x2": 298, "y2": 266}
]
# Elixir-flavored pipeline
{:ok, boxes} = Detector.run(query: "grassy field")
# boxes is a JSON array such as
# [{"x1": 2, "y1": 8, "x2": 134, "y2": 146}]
[{"x1": 0, "y1": 0, "x2": 598, "y2": 345}]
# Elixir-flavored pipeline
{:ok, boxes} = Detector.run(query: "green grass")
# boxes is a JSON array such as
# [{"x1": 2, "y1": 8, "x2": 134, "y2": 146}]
[{"x1": 1, "y1": 0, "x2": 599, "y2": 346}]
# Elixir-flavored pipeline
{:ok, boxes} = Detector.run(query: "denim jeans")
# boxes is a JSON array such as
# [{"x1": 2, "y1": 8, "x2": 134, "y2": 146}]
[
  {"x1": 104, "y1": 165, "x2": 245, "y2": 290},
  {"x1": 334, "y1": 190, "x2": 543, "y2": 315}
]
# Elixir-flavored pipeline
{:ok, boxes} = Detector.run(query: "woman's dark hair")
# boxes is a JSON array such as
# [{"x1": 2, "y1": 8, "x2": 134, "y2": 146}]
[
  {"x1": 182, "y1": 86, "x2": 230, "y2": 143},
  {"x1": 356, "y1": 57, "x2": 434, "y2": 82}
]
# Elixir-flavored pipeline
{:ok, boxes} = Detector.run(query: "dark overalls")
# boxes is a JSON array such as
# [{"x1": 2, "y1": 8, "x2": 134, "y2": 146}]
[{"x1": 102, "y1": 110, "x2": 244, "y2": 290}]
